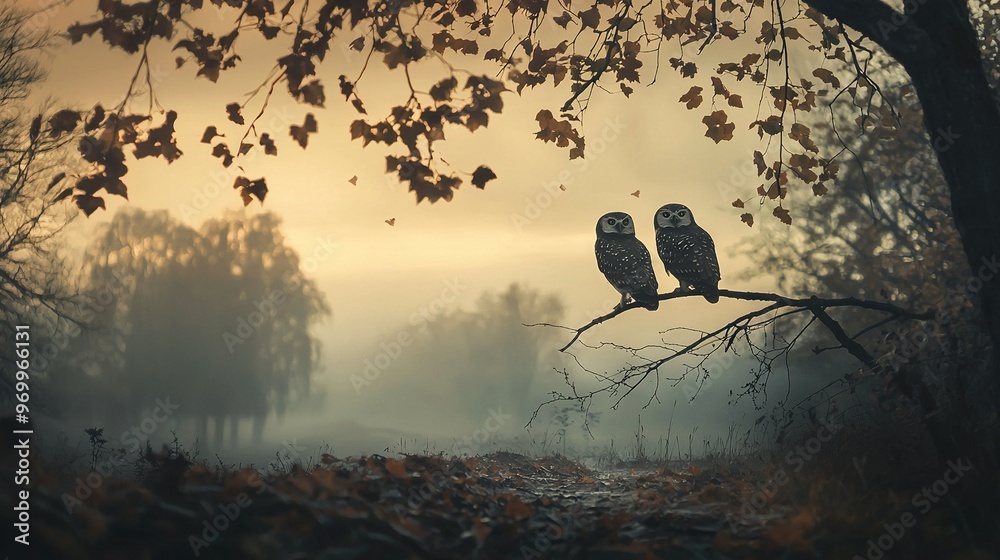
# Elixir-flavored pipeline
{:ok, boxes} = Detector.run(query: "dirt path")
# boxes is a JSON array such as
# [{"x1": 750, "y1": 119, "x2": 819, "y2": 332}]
[{"x1": 20, "y1": 451, "x2": 822, "y2": 559}]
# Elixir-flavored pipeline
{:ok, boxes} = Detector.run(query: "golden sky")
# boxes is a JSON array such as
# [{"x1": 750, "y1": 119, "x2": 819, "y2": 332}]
[{"x1": 19, "y1": 0, "x2": 801, "y2": 439}]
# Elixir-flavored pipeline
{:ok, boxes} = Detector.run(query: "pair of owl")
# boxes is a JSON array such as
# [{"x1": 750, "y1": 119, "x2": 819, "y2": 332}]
[{"x1": 596, "y1": 203, "x2": 721, "y2": 311}]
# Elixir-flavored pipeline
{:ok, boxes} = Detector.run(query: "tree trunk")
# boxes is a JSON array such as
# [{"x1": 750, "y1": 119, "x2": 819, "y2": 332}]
[
  {"x1": 903, "y1": 3, "x2": 1000, "y2": 384},
  {"x1": 805, "y1": 0, "x2": 1000, "y2": 414}
]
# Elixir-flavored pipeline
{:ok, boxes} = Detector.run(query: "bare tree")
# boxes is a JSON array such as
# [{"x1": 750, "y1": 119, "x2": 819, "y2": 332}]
[{"x1": 0, "y1": 6, "x2": 78, "y2": 400}]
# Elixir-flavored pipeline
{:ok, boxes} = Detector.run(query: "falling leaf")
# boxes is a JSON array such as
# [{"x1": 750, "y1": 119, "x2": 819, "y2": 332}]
[
  {"x1": 471, "y1": 165, "x2": 497, "y2": 189},
  {"x1": 385, "y1": 218, "x2": 396, "y2": 226},
  {"x1": 201, "y1": 126, "x2": 222, "y2": 143},
  {"x1": 348, "y1": 175, "x2": 358, "y2": 185},
  {"x1": 559, "y1": 185, "x2": 566, "y2": 191},
  {"x1": 46, "y1": 173, "x2": 67, "y2": 193},
  {"x1": 631, "y1": 190, "x2": 640, "y2": 198}
]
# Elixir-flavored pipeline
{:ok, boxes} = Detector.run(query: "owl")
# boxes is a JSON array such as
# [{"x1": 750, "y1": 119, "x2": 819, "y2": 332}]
[
  {"x1": 595, "y1": 212, "x2": 659, "y2": 311},
  {"x1": 654, "y1": 203, "x2": 721, "y2": 303}
]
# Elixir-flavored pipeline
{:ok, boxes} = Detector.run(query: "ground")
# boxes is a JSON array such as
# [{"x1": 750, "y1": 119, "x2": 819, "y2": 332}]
[{"x1": 8, "y1": 448, "x2": 993, "y2": 559}]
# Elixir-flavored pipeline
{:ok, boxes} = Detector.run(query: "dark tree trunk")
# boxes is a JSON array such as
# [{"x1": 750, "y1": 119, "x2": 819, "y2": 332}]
[{"x1": 805, "y1": 0, "x2": 1000, "y2": 412}]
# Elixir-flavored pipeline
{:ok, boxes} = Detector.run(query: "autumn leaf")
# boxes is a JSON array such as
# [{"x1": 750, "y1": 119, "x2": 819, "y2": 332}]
[
  {"x1": 679, "y1": 86, "x2": 703, "y2": 109},
  {"x1": 703, "y1": 110, "x2": 735, "y2": 143},
  {"x1": 471, "y1": 165, "x2": 497, "y2": 189},
  {"x1": 39, "y1": 174, "x2": 66, "y2": 196},
  {"x1": 732, "y1": 198, "x2": 744, "y2": 208},
  {"x1": 385, "y1": 458, "x2": 407, "y2": 478},
  {"x1": 504, "y1": 496, "x2": 532, "y2": 519},
  {"x1": 201, "y1": 126, "x2": 222, "y2": 143},
  {"x1": 773, "y1": 206, "x2": 792, "y2": 225},
  {"x1": 385, "y1": 218, "x2": 395, "y2": 226},
  {"x1": 48, "y1": 109, "x2": 81, "y2": 137},
  {"x1": 260, "y1": 133, "x2": 277, "y2": 155},
  {"x1": 578, "y1": 6, "x2": 601, "y2": 29},
  {"x1": 631, "y1": 190, "x2": 640, "y2": 198},
  {"x1": 348, "y1": 175, "x2": 358, "y2": 185},
  {"x1": 290, "y1": 114, "x2": 318, "y2": 148},
  {"x1": 226, "y1": 102, "x2": 244, "y2": 125},
  {"x1": 741, "y1": 213, "x2": 754, "y2": 227}
]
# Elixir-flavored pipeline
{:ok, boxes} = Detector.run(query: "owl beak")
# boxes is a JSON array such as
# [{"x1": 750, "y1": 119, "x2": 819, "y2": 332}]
[{"x1": 670, "y1": 217, "x2": 680, "y2": 227}]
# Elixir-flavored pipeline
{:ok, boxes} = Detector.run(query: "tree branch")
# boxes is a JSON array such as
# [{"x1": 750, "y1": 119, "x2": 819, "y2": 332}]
[
  {"x1": 553, "y1": 289, "x2": 932, "y2": 352},
  {"x1": 802, "y1": 0, "x2": 934, "y2": 65}
]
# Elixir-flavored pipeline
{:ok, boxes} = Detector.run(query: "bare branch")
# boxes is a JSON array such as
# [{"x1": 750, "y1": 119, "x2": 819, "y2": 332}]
[{"x1": 551, "y1": 289, "x2": 932, "y2": 352}]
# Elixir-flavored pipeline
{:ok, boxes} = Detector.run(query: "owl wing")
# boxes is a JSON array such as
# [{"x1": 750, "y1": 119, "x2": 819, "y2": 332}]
[
  {"x1": 656, "y1": 226, "x2": 721, "y2": 286},
  {"x1": 596, "y1": 237, "x2": 659, "y2": 308}
]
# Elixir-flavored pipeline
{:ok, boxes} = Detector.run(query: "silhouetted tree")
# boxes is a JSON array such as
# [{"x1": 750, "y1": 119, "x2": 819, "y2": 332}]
[{"x1": 52, "y1": 209, "x2": 329, "y2": 447}]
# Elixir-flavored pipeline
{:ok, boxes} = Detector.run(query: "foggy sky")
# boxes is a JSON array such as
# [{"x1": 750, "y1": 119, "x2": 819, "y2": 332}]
[{"x1": 19, "y1": 0, "x2": 847, "y2": 459}]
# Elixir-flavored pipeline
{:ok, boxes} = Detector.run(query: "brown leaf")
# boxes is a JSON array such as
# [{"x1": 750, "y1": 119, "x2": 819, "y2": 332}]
[
  {"x1": 42, "y1": 173, "x2": 66, "y2": 194},
  {"x1": 226, "y1": 102, "x2": 244, "y2": 125},
  {"x1": 741, "y1": 213, "x2": 754, "y2": 227},
  {"x1": 348, "y1": 175, "x2": 358, "y2": 185},
  {"x1": 703, "y1": 110, "x2": 735, "y2": 143},
  {"x1": 504, "y1": 496, "x2": 533, "y2": 519},
  {"x1": 732, "y1": 198, "x2": 744, "y2": 208},
  {"x1": 728, "y1": 94, "x2": 743, "y2": 108},
  {"x1": 260, "y1": 133, "x2": 277, "y2": 155},
  {"x1": 679, "y1": 86, "x2": 703, "y2": 109},
  {"x1": 385, "y1": 218, "x2": 395, "y2": 226},
  {"x1": 48, "y1": 110, "x2": 81, "y2": 137},
  {"x1": 579, "y1": 6, "x2": 601, "y2": 29},
  {"x1": 289, "y1": 114, "x2": 318, "y2": 148},
  {"x1": 471, "y1": 165, "x2": 497, "y2": 189},
  {"x1": 631, "y1": 190, "x2": 640, "y2": 198},
  {"x1": 54, "y1": 186, "x2": 75, "y2": 202},
  {"x1": 74, "y1": 194, "x2": 105, "y2": 217},
  {"x1": 201, "y1": 126, "x2": 222, "y2": 143},
  {"x1": 773, "y1": 206, "x2": 792, "y2": 225}
]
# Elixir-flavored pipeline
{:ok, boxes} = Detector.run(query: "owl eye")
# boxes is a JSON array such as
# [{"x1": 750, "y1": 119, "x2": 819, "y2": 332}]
[
  {"x1": 678, "y1": 210, "x2": 687, "y2": 217},
  {"x1": 606, "y1": 218, "x2": 617, "y2": 225},
  {"x1": 622, "y1": 217, "x2": 630, "y2": 225},
  {"x1": 661, "y1": 211, "x2": 669, "y2": 217}
]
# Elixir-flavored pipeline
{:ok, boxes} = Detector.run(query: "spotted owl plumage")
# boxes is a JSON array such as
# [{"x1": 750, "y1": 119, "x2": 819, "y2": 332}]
[
  {"x1": 595, "y1": 212, "x2": 659, "y2": 311},
  {"x1": 654, "y1": 203, "x2": 721, "y2": 303}
]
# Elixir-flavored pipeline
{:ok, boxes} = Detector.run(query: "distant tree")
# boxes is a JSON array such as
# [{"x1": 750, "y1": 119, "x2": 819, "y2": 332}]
[
  {"x1": 365, "y1": 283, "x2": 563, "y2": 428},
  {"x1": 53, "y1": 209, "x2": 330, "y2": 447}
]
